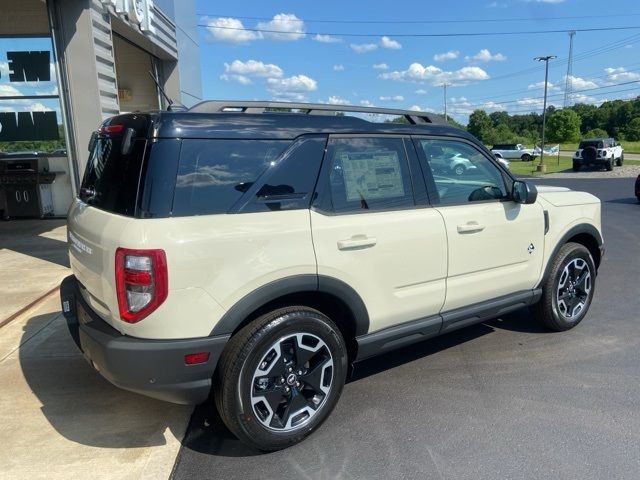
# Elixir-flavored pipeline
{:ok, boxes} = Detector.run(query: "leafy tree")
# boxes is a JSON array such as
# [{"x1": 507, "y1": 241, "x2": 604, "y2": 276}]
[
  {"x1": 546, "y1": 109, "x2": 581, "y2": 143},
  {"x1": 623, "y1": 117, "x2": 640, "y2": 141},
  {"x1": 583, "y1": 128, "x2": 609, "y2": 138},
  {"x1": 467, "y1": 109, "x2": 494, "y2": 143}
]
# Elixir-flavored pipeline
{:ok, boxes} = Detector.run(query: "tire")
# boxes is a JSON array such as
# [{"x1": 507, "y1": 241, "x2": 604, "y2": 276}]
[
  {"x1": 521, "y1": 154, "x2": 532, "y2": 162},
  {"x1": 605, "y1": 159, "x2": 613, "y2": 171},
  {"x1": 453, "y1": 165, "x2": 466, "y2": 176},
  {"x1": 617, "y1": 153, "x2": 624, "y2": 166},
  {"x1": 531, "y1": 242, "x2": 596, "y2": 332},
  {"x1": 214, "y1": 306, "x2": 348, "y2": 451},
  {"x1": 572, "y1": 162, "x2": 581, "y2": 172}
]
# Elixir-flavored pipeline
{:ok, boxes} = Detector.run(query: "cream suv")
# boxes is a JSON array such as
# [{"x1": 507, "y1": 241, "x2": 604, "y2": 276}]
[{"x1": 60, "y1": 101, "x2": 603, "y2": 451}]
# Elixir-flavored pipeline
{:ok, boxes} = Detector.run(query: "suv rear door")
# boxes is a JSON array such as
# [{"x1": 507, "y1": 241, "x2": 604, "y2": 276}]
[
  {"x1": 310, "y1": 135, "x2": 447, "y2": 334},
  {"x1": 413, "y1": 137, "x2": 544, "y2": 323}
]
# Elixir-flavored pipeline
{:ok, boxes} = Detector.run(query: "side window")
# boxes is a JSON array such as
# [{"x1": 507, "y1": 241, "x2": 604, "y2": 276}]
[
  {"x1": 240, "y1": 135, "x2": 327, "y2": 213},
  {"x1": 172, "y1": 139, "x2": 289, "y2": 216},
  {"x1": 416, "y1": 139, "x2": 507, "y2": 205},
  {"x1": 322, "y1": 137, "x2": 414, "y2": 213}
]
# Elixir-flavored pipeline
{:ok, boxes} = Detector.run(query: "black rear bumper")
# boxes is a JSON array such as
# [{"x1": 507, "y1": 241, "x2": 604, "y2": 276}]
[{"x1": 60, "y1": 275, "x2": 229, "y2": 405}]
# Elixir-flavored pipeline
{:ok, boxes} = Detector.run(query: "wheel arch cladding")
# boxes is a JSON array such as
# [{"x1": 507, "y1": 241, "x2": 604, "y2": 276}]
[
  {"x1": 540, "y1": 223, "x2": 603, "y2": 287},
  {"x1": 210, "y1": 275, "x2": 369, "y2": 362}
]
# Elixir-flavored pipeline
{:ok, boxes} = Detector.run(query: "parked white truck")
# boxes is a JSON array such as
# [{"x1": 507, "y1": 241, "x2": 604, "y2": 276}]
[{"x1": 491, "y1": 143, "x2": 538, "y2": 162}]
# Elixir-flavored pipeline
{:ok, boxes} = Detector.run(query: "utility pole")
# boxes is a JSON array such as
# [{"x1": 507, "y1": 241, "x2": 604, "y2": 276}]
[
  {"x1": 563, "y1": 31, "x2": 576, "y2": 107},
  {"x1": 534, "y1": 55, "x2": 557, "y2": 173},
  {"x1": 442, "y1": 83, "x2": 449, "y2": 122}
]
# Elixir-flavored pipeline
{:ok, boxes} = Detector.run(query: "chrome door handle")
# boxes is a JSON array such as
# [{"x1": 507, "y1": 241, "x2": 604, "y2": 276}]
[
  {"x1": 337, "y1": 235, "x2": 377, "y2": 251},
  {"x1": 457, "y1": 222, "x2": 485, "y2": 234}
]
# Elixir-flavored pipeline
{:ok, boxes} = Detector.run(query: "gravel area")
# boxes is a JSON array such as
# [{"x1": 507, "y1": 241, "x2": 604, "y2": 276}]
[{"x1": 543, "y1": 164, "x2": 640, "y2": 179}]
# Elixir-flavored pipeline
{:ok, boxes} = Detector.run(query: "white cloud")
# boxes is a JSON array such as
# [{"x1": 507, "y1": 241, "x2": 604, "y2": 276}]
[
  {"x1": 220, "y1": 59, "x2": 284, "y2": 85},
  {"x1": 313, "y1": 34, "x2": 342, "y2": 43},
  {"x1": 203, "y1": 17, "x2": 259, "y2": 44},
  {"x1": 465, "y1": 49, "x2": 507, "y2": 63},
  {"x1": 223, "y1": 59, "x2": 283, "y2": 78},
  {"x1": 527, "y1": 80, "x2": 558, "y2": 91},
  {"x1": 603, "y1": 67, "x2": 640, "y2": 83},
  {"x1": 267, "y1": 74, "x2": 318, "y2": 93},
  {"x1": 351, "y1": 43, "x2": 378, "y2": 53},
  {"x1": 415, "y1": 88, "x2": 428, "y2": 95},
  {"x1": 0, "y1": 84, "x2": 22, "y2": 96},
  {"x1": 408, "y1": 105, "x2": 423, "y2": 111},
  {"x1": 333, "y1": 64, "x2": 345, "y2": 71},
  {"x1": 256, "y1": 13, "x2": 305, "y2": 41},
  {"x1": 566, "y1": 74, "x2": 598, "y2": 90},
  {"x1": 434, "y1": 50, "x2": 459, "y2": 62},
  {"x1": 379, "y1": 95, "x2": 405, "y2": 102},
  {"x1": 373, "y1": 63, "x2": 389, "y2": 70},
  {"x1": 359, "y1": 100, "x2": 375, "y2": 107},
  {"x1": 327, "y1": 95, "x2": 350, "y2": 105},
  {"x1": 380, "y1": 63, "x2": 490, "y2": 86},
  {"x1": 380, "y1": 36, "x2": 402, "y2": 50}
]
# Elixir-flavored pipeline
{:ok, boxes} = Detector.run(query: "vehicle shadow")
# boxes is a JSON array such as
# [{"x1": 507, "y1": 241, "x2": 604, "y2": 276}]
[
  {"x1": 17, "y1": 311, "x2": 191, "y2": 449},
  {"x1": 179, "y1": 307, "x2": 544, "y2": 458},
  {"x1": 0, "y1": 218, "x2": 69, "y2": 268},
  {"x1": 607, "y1": 197, "x2": 639, "y2": 205}
]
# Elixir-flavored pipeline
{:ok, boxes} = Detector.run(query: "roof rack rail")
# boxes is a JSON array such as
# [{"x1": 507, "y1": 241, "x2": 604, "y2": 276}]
[{"x1": 188, "y1": 100, "x2": 443, "y2": 125}]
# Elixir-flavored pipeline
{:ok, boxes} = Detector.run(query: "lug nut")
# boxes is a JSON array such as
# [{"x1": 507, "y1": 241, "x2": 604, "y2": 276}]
[
  {"x1": 296, "y1": 381, "x2": 301, "y2": 387},
  {"x1": 288, "y1": 366, "x2": 293, "y2": 373},
  {"x1": 284, "y1": 386, "x2": 290, "y2": 393},
  {"x1": 297, "y1": 370, "x2": 303, "y2": 375}
]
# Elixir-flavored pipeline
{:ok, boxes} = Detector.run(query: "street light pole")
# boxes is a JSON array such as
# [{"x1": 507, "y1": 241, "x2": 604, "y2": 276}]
[
  {"x1": 534, "y1": 55, "x2": 556, "y2": 173},
  {"x1": 443, "y1": 83, "x2": 449, "y2": 123}
]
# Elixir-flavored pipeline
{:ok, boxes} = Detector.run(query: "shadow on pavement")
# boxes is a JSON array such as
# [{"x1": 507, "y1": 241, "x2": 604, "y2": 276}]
[
  {"x1": 0, "y1": 218, "x2": 69, "y2": 268},
  {"x1": 607, "y1": 197, "x2": 639, "y2": 205},
  {"x1": 178, "y1": 307, "x2": 543, "y2": 458},
  {"x1": 18, "y1": 311, "x2": 189, "y2": 449}
]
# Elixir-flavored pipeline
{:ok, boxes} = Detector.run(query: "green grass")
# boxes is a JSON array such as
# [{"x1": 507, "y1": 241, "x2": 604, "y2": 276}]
[
  {"x1": 559, "y1": 141, "x2": 640, "y2": 154},
  {"x1": 508, "y1": 155, "x2": 640, "y2": 177}
]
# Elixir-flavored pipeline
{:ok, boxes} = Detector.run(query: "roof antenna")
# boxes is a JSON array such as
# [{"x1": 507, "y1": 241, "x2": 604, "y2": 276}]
[{"x1": 148, "y1": 71, "x2": 186, "y2": 111}]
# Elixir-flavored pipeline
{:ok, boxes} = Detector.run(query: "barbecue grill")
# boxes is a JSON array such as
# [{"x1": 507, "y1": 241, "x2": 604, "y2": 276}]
[{"x1": 0, "y1": 154, "x2": 57, "y2": 219}]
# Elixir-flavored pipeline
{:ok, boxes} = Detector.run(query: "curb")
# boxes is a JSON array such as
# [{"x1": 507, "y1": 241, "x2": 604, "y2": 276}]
[{"x1": 0, "y1": 286, "x2": 60, "y2": 330}]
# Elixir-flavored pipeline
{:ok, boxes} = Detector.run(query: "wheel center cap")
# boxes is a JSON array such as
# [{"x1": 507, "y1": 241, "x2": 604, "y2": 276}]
[{"x1": 286, "y1": 373, "x2": 297, "y2": 386}]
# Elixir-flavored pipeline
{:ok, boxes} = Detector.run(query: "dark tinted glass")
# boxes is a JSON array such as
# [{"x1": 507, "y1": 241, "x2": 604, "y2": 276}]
[
  {"x1": 79, "y1": 136, "x2": 146, "y2": 216},
  {"x1": 172, "y1": 139, "x2": 289, "y2": 216},
  {"x1": 240, "y1": 135, "x2": 327, "y2": 213},
  {"x1": 137, "y1": 139, "x2": 181, "y2": 218},
  {"x1": 324, "y1": 137, "x2": 414, "y2": 213}
]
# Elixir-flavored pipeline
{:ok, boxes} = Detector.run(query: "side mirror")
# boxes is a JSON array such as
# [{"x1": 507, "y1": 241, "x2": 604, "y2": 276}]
[{"x1": 512, "y1": 180, "x2": 538, "y2": 204}]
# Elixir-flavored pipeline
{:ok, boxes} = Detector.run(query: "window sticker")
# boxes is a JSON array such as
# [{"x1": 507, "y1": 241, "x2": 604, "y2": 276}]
[{"x1": 339, "y1": 150, "x2": 405, "y2": 201}]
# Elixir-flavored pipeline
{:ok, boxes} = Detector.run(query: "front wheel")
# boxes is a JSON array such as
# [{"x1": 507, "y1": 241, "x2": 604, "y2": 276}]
[
  {"x1": 214, "y1": 306, "x2": 347, "y2": 451},
  {"x1": 617, "y1": 154, "x2": 624, "y2": 166},
  {"x1": 531, "y1": 242, "x2": 596, "y2": 331}
]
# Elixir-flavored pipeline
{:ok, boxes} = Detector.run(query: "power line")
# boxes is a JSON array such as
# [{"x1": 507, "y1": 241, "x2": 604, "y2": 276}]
[
  {"x1": 196, "y1": 12, "x2": 640, "y2": 25},
  {"x1": 197, "y1": 23, "x2": 640, "y2": 38}
]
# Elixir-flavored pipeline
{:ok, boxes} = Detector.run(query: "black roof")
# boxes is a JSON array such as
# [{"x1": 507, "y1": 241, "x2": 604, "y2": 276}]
[{"x1": 151, "y1": 111, "x2": 471, "y2": 141}]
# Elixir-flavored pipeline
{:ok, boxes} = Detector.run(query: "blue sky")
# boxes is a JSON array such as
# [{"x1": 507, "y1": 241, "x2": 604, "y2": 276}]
[{"x1": 195, "y1": 0, "x2": 640, "y2": 123}]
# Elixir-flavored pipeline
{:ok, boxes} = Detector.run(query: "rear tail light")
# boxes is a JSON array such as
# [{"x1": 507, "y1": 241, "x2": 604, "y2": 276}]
[
  {"x1": 115, "y1": 248, "x2": 168, "y2": 323},
  {"x1": 99, "y1": 124, "x2": 124, "y2": 135}
]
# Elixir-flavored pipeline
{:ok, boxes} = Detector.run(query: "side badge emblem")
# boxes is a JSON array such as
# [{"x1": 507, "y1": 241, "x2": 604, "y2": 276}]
[{"x1": 528, "y1": 243, "x2": 535, "y2": 254}]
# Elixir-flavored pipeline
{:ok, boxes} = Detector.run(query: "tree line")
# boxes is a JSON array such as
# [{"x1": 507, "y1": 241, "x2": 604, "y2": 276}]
[{"x1": 466, "y1": 95, "x2": 640, "y2": 146}]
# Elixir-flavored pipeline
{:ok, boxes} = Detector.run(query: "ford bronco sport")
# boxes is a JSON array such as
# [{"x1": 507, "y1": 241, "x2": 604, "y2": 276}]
[{"x1": 60, "y1": 101, "x2": 603, "y2": 451}]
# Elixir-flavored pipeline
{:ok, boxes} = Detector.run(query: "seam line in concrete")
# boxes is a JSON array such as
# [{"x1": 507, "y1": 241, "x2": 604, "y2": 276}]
[{"x1": 0, "y1": 286, "x2": 61, "y2": 330}]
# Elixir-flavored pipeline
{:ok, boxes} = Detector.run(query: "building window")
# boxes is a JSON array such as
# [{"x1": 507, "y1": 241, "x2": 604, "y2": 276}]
[{"x1": 0, "y1": 36, "x2": 66, "y2": 156}]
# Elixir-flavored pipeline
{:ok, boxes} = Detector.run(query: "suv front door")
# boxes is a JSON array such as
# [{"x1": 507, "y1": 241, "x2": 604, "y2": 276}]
[
  {"x1": 310, "y1": 135, "x2": 447, "y2": 334},
  {"x1": 414, "y1": 137, "x2": 545, "y2": 320}
]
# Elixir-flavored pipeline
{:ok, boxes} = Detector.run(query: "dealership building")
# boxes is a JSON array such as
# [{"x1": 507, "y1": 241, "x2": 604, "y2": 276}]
[{"x1": 0, "y1": 0, "x2": 202, "y2": 218}]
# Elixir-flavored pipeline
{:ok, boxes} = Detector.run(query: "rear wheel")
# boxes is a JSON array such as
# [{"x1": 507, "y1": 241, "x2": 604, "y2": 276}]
[
  {"x1": 605, "y1": 159, "x2": 613, "y2": 171},
  {"x1": 453, "y1": 164, "x2": 466, "y2": 176},
  {"x1": 572, "y1": 162, "x2": 581, "y2": 172},
  {"x1": 531, "y1": 242, "x2": 596, "y2": 331},
  {"x1": 521, "y1": 154, "x2": 532, "y2": 162},
  {"x1": 215, "y1": 306, "x2": 347, "y2": 451}
]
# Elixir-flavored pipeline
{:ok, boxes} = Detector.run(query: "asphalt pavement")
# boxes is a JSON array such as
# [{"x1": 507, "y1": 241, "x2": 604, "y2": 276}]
[{"x1": 171, "y1": 176, "x2": 640, "y2": 480}]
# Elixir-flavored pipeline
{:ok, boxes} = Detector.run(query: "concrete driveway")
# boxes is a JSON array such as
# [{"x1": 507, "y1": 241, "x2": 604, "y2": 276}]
[{"x1": 171, "y1": 176, "x2": 640, "y2": 480}]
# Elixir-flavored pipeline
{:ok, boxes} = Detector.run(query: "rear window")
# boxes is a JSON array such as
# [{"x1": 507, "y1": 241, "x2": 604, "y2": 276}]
[
  {"x1": 172, "y1": 139, "x2": 290, "y2": 216},
  {"x1": 579, "y1": 140, "x2": 603, "y2": 149},
  {"x1": 79, "y1": 135, "x2": 147, "y2": 216}
]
